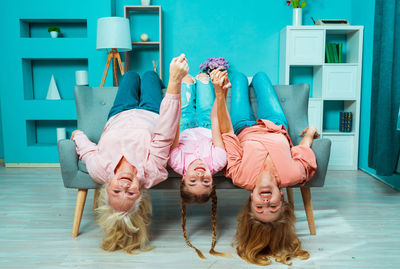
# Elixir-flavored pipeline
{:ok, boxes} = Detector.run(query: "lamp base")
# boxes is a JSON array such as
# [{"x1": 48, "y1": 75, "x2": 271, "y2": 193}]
[{"x1": 100, "y1": 48, "x2": 125, "y2": 87}]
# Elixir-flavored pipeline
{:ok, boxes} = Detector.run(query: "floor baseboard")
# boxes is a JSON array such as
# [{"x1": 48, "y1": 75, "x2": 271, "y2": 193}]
[{"x1": 5, "y1": 163, "x2": 60, "y2": 168}]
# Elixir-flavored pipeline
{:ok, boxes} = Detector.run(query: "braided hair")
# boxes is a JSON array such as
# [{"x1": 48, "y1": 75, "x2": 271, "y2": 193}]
[{"x1": 180, "y1": 182, "x2": 229, "y2": 259}]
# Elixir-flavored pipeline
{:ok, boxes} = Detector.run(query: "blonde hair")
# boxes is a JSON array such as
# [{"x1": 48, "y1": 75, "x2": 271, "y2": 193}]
[
  {"x1": 234, "y1": 197, "x2": 309, "y2": 266},
  {"x1": 95, "y1": 184, "x2": 153, "y2": 254},
  {"x1": 180, "y1": 181, "x2": 229, "y2": 259}
]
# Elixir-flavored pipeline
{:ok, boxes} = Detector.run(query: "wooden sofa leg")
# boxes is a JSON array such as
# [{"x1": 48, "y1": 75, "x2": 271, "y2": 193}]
[
  {"x1": 93, "y1": 189, "x2": 100, "y2": 210},
  {"x1": 300, "y1": 187, "x2": 316, "y2": 235},
  {"x1": 286, "y1": 188, "x2": 294, "y2": 206},
  {"x1": 72, "y1": 189, "x2": 88, "y2": 237}
]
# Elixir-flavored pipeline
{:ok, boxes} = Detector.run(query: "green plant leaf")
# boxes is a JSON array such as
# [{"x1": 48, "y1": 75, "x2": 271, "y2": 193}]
[
  {"x1": 300, "y1": 1, "x2": 307, "y2": 8},
  {"x1": 48, "y1": 26, "x2": 61, "y2": 33}
]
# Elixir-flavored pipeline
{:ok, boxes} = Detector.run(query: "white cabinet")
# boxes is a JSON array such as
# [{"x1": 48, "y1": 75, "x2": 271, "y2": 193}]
[
  {"x1": 308, "y1": 99, "x2": 323, "y2": 133},
  {"x1": 280, "y1": 26, "x2": 363, "y2": 170},
  {"x1": 288, "y1": 30, "x2": 324, "y2": 65},
  {"x1": 323, "y1": 65, "x2": 358, "y2": 99},
  {"x1": 323, "y1": 135, "x2": 356, "y2": 169}
]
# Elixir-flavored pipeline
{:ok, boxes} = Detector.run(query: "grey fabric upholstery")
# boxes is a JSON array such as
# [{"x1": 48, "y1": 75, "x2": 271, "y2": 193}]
[
  {"x1": 274, "y1": 84, "x2": 331, "y2": 187},
  {"x1": 74, "y1": 86, "x2": 117, "y2": 143},
  {"x1": 58, "y1": 84, "x2": 330, "y2": 190}
]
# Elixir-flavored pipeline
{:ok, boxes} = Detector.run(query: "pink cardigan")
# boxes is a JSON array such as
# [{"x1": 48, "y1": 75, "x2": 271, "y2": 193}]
[{"x1": 73, "y1": 93, "x2": 180, "y2": 189}]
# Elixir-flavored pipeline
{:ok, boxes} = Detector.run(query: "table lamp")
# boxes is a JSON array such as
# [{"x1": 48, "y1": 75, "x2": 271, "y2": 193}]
[{"x1": 97, "y1": 17, "x2": 132, "y2": 87}]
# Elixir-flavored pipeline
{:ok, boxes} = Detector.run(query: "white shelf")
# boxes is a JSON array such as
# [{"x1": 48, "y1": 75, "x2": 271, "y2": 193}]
[
  {"x1": 280, "y1": 26, "x2": 363, "y2": 170},
  {"x1": 323, "y1": 130, "x2": 355, "y2": 136},
  {"x1": 132, "y1": 41, "x2": 160, "y2": 46}
]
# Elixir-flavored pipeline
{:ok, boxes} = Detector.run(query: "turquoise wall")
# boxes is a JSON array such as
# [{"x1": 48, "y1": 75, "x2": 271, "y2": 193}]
[
  {"x1": 0, "y1": 0, "x2": 114, "y2": 162},
  {"x1": 1, "y1": 0, "x2": 393, "y2": 185},
  {"x1": 116, "y1": 0, "x2": 353, "y2": 81}
]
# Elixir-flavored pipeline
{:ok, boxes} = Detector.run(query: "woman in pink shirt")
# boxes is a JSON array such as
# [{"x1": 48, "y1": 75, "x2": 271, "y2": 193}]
[
  {"x1": 211, "y1": 69, "x2": 319, "y2": 265},
  {"x1": 168, "y1": 72, "x2": 230, "y2": 259},
  {"x1": 71, "y1": 54, "x2": 189, "y2": 254}
]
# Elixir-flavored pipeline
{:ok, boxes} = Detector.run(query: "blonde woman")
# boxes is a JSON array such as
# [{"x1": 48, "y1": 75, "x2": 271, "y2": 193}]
[
  {"x1": 71, "y1": 54, "x2": 189, "y2": 253},
  {"x1": 211, "y1": 69, "x2": 318, "y2": 265}
]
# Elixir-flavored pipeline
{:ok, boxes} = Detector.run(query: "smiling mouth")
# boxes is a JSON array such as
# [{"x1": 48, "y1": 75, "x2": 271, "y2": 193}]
[
  {"x1": 260, "y1": 191, "x2": 272, "y2": 197},
  {"x1": 194, "y1": 166, "x2": 206, "y2": 171},
  {"x1": 119, "y1": 177, "x2": 132, "y2": 182}
]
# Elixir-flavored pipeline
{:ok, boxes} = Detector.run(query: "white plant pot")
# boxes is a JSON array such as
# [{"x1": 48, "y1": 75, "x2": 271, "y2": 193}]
[
  {"x1": 75, "y1": 70, "x2": 89, "y2": 86},
  {"x1": 292, "y1": 8, "x2": 303, "y2": 26},
  {"x1": 50, "y1": 31, "x2": 59, "y2": 38},
  {"x1": 141, "y1": 0, "x2": 151, "y2": 6}
]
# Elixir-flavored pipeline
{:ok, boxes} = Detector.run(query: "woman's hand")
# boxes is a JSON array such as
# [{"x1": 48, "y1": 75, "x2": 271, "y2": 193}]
[
  {"x1": 299, "y1": 126, "x2": 319, "y2": 139},
  {"x1": 210, "y1": 68, "x2": 231, "y2": 96},
  {"x1": 71, "y1": 129, "x2": 80, "y2": 140},
  {"x1": 169, "y1": 54, "x2": 189, "y2": 84}
]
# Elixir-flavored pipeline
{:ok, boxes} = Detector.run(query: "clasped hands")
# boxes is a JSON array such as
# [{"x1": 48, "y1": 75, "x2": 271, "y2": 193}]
[{"x1": 210, "y1": 68, "x2": 231, "y2": 96}]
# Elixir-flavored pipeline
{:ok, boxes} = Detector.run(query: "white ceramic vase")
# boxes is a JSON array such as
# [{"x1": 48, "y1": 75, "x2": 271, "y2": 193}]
[
  {"x1": 75, "y1": 70, "x2": 89, "y2": 86},
  {"x1": 56, "y1": 128, "x2": 66, "y2": 141},
  {"x1": 141, "y1": 0, "x2": 151, "y2": 6},
  {"x1": 292, "y1": 8, "x2": 302, "y2": 26},
  {"x1": 50, "y1": 31, "x2": 59, "y2": 38}
]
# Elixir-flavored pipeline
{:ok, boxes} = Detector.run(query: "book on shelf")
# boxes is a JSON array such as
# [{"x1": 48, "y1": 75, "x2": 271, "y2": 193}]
[
  {"x1": 325, "y1": 44, "x2": 332, "y2": 63},
  {"x1": 338, "y1": 43, "x2": 343, "y2": 63},
  {"x1": 325, "y1": 43, "x2": 343, "y2": 63},
  {"x1": 339, "y1": 112, "x2": 353, "y2": 132},
  {"x1": 332, "y1": 43, "x2": 339, "y2": 63}
]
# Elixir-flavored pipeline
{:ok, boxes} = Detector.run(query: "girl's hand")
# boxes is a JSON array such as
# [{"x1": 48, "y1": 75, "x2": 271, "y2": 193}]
[
  {"x1": 299, "y1": 126, "x2": 319, "y2": 139},
  {"x1": 210, "y1": 68, "x2": 230, "y2": 95}
]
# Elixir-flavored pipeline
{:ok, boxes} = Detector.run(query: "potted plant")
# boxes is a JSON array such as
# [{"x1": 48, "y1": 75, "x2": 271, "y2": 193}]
[
  {"x1": 48, "y1": 26, "x2": 61, "y2": 38},
  {"x1": 199, "y1": 57, "x2": 229, "y2": 75},
  {"x1": 286, "y1": 0, "x2": 307, "y2": 26}
]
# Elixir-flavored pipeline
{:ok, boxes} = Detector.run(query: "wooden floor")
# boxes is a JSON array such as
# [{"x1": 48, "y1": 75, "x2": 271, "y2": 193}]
[{"x1": 0, "y1": 168, "x2": 399, "y2": 268}]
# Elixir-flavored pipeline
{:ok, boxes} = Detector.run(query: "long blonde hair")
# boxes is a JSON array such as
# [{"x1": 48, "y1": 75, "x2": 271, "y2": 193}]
[
  {"x1": 234, "y1": 197, "x2": 309, "y2": 266},
  {"x1": 180, "y1": 181, "x2": 229, "y2": 259},
  {"x1": 95, "y1": 184, "x2": 153, "y2": 254}
]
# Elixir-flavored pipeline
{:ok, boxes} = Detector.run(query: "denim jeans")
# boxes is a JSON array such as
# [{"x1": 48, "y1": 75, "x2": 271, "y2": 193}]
[
  {"x1": 229, "y1": 72, "x2": 288, "y2": 135},
  {"x1": 108, "y1": 71, "x2": 163, "y2": 119},
  {"x1": 180, "y1": 76, "x2": 215, "y2": 132}
]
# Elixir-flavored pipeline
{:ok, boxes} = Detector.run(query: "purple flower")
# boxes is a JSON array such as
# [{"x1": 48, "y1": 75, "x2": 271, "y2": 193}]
[{"x1": 199, "y1": 57, "x2": 230, "y2": 75}]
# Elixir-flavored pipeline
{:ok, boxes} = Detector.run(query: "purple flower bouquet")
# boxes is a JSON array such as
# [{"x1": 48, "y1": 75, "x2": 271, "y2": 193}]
[{"x1": 199, "y1": 57, "x2": 229, "y2": 75}]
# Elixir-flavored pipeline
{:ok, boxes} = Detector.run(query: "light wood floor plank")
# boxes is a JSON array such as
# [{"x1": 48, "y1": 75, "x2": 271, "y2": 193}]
[{"x1": 0, "y1": 167, "x2": 399, "y2": 268}]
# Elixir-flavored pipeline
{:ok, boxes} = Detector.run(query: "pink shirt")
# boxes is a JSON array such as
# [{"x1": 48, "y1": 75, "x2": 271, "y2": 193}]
[
  {"x1": 168, "y1": 127, "x2": 227, "y2": 175},
  {"x1": 73, "y1": 93, "x2": 180, "y2": 189},
  {"x1": 222, "y1": 119, "x2": 317, "y2": 191}
]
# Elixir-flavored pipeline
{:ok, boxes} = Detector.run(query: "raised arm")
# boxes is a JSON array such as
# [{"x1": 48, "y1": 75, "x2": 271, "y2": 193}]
[
  {"x1": 171, "y1": 117, "x2": 181, "y2": 150},
  {"x1": 147, "y1": 55, "x2": 188, "y2": 184},
  {"x1": 210, "y1": 99, "x2": 225, "y2": 149},
  {"x1": 210, "y1": 69, "x2": 234, "y2": 135}
]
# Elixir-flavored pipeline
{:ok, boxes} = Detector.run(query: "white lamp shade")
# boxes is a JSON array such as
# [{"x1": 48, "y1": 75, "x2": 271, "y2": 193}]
[{"x1": 96, "y1": 17, "x2": 132, "y2": 51}]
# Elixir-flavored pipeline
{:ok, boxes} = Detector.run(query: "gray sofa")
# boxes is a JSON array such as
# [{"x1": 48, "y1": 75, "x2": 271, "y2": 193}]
[{"x1": 58, "y1": 83, "x2": 331, "y2": 237}]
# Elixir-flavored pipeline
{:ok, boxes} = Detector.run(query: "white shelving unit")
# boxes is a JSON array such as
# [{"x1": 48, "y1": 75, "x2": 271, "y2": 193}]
[{"x1": 279, "y1": 25, "x2": 364, "y2": 170}]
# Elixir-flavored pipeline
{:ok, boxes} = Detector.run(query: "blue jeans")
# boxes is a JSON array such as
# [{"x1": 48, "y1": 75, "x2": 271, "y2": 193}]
[
  {"x1": 108, "y1": 71, "x2": 162, "y2": 119},
  {"x1": 229, "y1": 72, "x2": 288, "y2": 135},
  {"x1": 180, "y1": 76, "x2": 215, "y2": 132}
]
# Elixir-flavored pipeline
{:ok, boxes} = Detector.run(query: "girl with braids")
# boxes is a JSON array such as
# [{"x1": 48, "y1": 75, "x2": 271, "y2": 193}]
[
  {"x1": 168, "y1": 72, "x2": 231, "y2": 259},
  {"x1": 211, "y1": 68, "x2": 318, "y2": 265}
]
